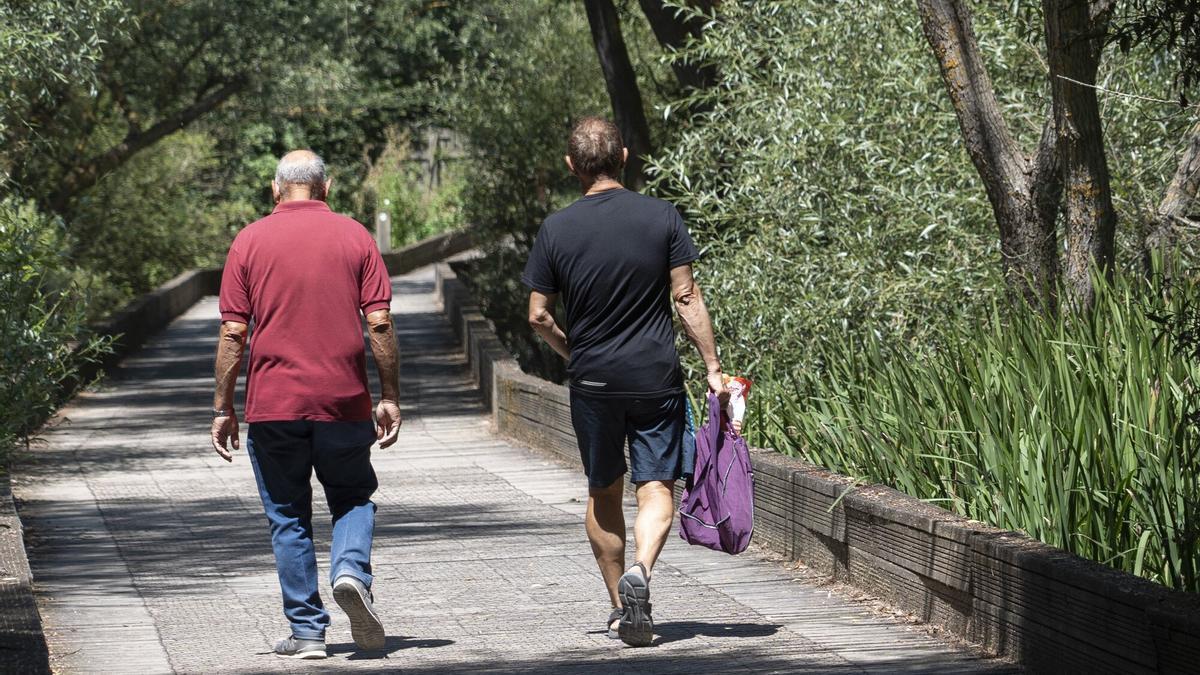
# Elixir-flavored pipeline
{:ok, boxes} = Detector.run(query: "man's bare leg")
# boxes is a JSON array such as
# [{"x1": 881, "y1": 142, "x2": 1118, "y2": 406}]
[
  {"x1": 586, "y1": 477, "x2": 626, "y2": 609},
  {"x1": 632, "y1": 480, "x2": 675, "y2": 576},
  {"x1": 610, "y1": 479, "x2": 676, "y2": 646}
]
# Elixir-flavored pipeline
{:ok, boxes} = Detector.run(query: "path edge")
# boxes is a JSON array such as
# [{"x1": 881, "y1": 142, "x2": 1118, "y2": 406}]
[
  {"x1": 0, "y1": 473, "x2": 50, "y2": 674},
  {"x1": 434, "y1": 261, "x2": 1200, "y2": 675}
]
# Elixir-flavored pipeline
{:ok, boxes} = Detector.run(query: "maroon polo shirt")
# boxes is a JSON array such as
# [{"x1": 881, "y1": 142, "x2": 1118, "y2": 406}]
[{"x1": 219, "y1": 200, "x2": 391, "y2": 423}]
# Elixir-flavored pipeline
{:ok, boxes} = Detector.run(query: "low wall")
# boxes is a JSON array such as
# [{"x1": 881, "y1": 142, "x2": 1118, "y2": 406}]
[
  {"x1": 434, "y1": 262, "x2": 1200, "y2": 674},
  {"x1": 78, "y1": 267, "x2": 224, "y2": 384},
  {"x1": 0, "y1": 475, "x2": 49, "y2": 674},
  {"x1": 380, "y1": 227, "x2": 475, "y2": 275}
]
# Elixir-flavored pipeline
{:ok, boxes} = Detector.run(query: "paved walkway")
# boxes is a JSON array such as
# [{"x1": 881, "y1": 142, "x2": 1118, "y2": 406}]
[{"x1": 14, "y1": 266, "x2": 1019, "y2": 674}]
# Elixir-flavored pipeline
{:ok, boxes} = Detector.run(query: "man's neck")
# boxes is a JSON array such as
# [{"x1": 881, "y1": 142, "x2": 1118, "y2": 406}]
[
  {"x1": 278, "y1": 191, "x2": 324, "y2": 203},
  {"x1": 582, "y1": 176, "x2": 623, "y2": 196}
]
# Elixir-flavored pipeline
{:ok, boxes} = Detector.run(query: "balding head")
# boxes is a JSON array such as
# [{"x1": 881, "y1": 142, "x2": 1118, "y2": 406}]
[
  {"x1": 272, "y1": 150, "x2": 330, "y2": 202},
  {"x1": 566, "y1": 116, "x2": 625, "y2": 181}
]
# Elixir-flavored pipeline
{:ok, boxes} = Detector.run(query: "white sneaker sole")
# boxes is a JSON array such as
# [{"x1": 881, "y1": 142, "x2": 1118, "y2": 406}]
[
  {"x1": 275, "y1": 649, "x2": 327, "y2": 660},
  {"x1": 333, "y1": 579, "x2": 386, "y2": 650}
]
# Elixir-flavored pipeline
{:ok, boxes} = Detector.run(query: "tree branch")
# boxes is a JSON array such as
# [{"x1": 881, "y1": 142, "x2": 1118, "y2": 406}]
[
  {"x1": 917, "y1": 0, "x2": 1061, "y2": 310},
  {"x1": 1146, "y1": 117, "x2": 1200, "y2": 263},
  {"x1": 49, "y1": 76, "x2": 248, "y2": 212},
  {"x1": 915, "y1": 0, "x2": 1030, "y2": 213},
  {"x1": 1090, "y1": 0, "x2": 1118, "y2": 23},
  {"x1": 637, "y1": 0, "x2": 717, "y2": 91}
]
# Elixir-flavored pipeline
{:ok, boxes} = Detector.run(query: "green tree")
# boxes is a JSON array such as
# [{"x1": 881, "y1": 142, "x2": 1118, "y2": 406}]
[{"x1": 0, "y1": 0, "x2": 128, "y2": 184}]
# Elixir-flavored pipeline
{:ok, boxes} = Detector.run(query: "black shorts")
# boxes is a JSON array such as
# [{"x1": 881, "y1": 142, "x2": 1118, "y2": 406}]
[{"x1": 569, "y1": 390, "x2": 686, "y2": 489}]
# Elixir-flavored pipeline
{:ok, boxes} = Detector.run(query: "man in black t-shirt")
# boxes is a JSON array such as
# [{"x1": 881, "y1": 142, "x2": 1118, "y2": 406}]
[{"x1": 522, "y1": 116, "x2": 725, "y2": 648}]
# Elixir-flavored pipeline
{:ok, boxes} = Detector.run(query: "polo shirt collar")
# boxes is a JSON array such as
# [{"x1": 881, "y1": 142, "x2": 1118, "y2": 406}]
[{"x1": 272, "y1": 199, "x2": 331, "y2": 214}]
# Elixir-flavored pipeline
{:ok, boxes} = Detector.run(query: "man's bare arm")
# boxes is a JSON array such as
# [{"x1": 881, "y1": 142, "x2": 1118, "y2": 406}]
[
  {"x1": 528, "y1": 291, "x2": 569, "y2": 360},
  {"x1": 211, "y1": 321, "x2": 248, "y2": 461},
  {"x1": 670, "y1": 265, "x2": 726, "y2": 396},
  {"x1": 366, "y1": 308, "x2": 401, "y2": 448}
]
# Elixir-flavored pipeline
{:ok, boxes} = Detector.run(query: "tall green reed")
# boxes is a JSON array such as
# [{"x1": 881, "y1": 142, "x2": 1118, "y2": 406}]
[{"x1": 750, "y1": 273, "x2": 1200, "y2": 592}]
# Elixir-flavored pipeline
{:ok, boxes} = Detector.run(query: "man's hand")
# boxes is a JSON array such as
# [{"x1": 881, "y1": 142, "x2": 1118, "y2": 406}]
[
  {"x1": 708, "y1": 370, "x2": 730, "y2": 407},
  {"x1": 375, "y1": 399, "x2": 402, "y2": 448},
  {"x1": 211, "y1": 320, "x2": 247, "y2": 463},
  {"x1": 211, "y1": 412, "x2": 239, "y2": 462}
]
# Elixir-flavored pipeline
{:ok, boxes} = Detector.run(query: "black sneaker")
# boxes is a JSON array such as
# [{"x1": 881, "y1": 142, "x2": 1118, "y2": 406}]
[
  {"x1": 274, "y1": 636, "x2": 326, "y2": 659},
  {"x1": 617, "y1": 562, "x2": 653, "y2": 647},
  {"x1": 333, "y1": 575, "x2": 386, "y2": 650}
]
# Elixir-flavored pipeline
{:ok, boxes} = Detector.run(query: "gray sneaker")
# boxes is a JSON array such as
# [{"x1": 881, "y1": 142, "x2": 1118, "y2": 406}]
[
  {"x1": 274, "y1": 636, "x2": 326, "y2": 659},
  {"x1": 333, "y1": 575, "x2": 386, "y2": 650}
]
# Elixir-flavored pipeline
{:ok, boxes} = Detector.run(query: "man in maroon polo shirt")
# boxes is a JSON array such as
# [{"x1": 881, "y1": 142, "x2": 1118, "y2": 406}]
[{"x1": 210, "y1": 150, "x2": 400, "y2": 659}]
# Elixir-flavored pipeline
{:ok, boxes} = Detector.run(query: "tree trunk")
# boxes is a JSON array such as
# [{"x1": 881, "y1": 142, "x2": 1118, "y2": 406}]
[
  {"x1": 583, "y1": 0, "x2": 654, "y2": 189},
  {"x1": 1044, "y1": 0, "x2": 1117, "y2": 311},
  {"x1": 916, "y1": 0, "x2": 1062, "y2": 311},
  {"x1": 1145, "y1": 117, "x2": 1200, "y2": 273},
  {"x1": 637, "y1": 0, "x2": 717, "y2": 92}
]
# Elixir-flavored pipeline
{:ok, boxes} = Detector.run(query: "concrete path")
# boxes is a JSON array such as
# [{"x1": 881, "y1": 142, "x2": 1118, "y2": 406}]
[{"x1": 14, "y1": 266, "x2": 1019, "y2": 674}]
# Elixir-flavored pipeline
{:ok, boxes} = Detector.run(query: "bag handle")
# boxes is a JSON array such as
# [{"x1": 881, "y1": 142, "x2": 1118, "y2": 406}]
[{"x1": 705, "y1": 392, "x2": 723, "y2": 451}]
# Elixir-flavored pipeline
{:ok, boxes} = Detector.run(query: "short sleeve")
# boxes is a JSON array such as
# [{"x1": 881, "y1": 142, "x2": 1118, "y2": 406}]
[
  {"x1": 521, "y1": 223, "x2": 558, "y2": 294},
  {"x1": 360, "y1": 240, "x2": 392, "y2": 315},
  {"x1": 667, "y1": 206, "x2": 699, "y2": 268},
  {"x1": 219, "y1": 242, "x2": 252, "y2": 323}
]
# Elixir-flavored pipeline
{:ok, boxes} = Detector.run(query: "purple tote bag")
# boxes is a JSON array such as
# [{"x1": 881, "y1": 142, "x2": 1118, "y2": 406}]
[{"x1": 678, "y1": 393, "x2": 754, "y2": 554}]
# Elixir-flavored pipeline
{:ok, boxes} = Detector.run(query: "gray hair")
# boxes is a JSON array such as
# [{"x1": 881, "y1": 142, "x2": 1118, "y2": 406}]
[{"x1": 274, "y1": 150, "x2": 327, "y2": 197}]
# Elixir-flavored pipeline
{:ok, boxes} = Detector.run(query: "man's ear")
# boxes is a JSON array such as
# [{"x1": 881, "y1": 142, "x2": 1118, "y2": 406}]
[
  {"x1": 323, "y1": 178, "x2": 333, "y2": 200},
  {"x1": 622, "y1": 147, "x2": 629, "y2": 165},
  {"x1": 564, "y1": 155, "x2": 576, "y2": 176},
  {"x1": 271, "y1": 180, "x2": 281, "y2": 203}
]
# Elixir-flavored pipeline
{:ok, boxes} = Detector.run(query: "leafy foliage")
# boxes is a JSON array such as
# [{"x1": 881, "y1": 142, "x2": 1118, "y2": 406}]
[
  {"x1": 649, "y1": 1, "x2": 1015, "y2": 373},
  {"x1": 68, "y1": 131, "x2": 253, "y2": 318},
  {"x1": 1112, "y1": 0, "x2": 1200, "y2": 101},
  {"x1": 0, "y1": 200, "x2": 110, "y2": 460},
  {"x1": 0, "y1": 0, "x2": 128, "y2": 177},
  {"x1": 650, "y1": 1, "x2": 1191, "y2": 368}
]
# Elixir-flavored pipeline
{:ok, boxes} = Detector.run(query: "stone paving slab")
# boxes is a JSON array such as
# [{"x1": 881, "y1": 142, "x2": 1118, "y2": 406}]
[{"x1": 13, "y1": 266, "x2": 1020, "y2": 674}]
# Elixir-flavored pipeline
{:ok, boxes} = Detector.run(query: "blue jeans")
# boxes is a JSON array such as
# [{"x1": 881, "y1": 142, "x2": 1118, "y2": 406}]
[{"x1": 246, "y1": 420, "x2": 378, "y2": 640}]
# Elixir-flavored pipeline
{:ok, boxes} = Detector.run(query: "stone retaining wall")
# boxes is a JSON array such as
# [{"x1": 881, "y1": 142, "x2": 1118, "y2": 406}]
[{"x1": 434, "y1": 262, "x2": 1200, "y2": 674}]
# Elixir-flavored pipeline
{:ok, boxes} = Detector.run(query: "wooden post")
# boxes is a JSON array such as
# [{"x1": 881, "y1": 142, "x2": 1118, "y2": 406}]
[{"x1": 376, "y1": 211, "x2": 391, "y2": 253}]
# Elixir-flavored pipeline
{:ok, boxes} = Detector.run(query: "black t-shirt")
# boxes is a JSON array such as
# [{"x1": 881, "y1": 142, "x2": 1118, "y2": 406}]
[{"x1": 521, "y1": 188, "x2": 700, "y2": 397}]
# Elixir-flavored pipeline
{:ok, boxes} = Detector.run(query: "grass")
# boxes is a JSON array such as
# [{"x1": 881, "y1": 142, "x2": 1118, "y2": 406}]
[{"x1": 745, "y1": 272, "x2": 1200, "y2": 592}]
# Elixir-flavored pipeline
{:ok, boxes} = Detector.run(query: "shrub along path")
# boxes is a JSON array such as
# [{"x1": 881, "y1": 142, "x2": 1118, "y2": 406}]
[{"x1": 13, "y1": 265, "x2": 1018, "y2": 673}]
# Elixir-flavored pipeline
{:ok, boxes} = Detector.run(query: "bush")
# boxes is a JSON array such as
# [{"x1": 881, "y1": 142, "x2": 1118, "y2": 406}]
[
  {"x1": 358, "y1": 128, "x2": 467, "y2": 247},
  {"x1": 0, "y1": 199, "x2": 110, "y2": 460},
  {"x1": 752, "y1": 271, "x2": 1200, "y2": 592},
  {"x1": 68, "y1": 130, "x2": 254, "y2": 319}
]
